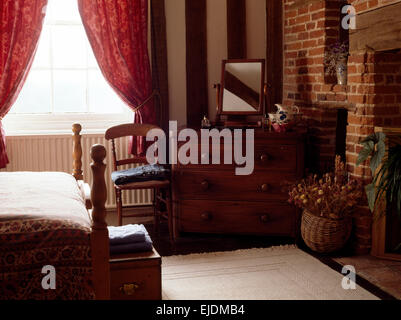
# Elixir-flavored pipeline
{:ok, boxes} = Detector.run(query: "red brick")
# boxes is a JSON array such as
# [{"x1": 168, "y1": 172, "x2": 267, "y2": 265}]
[
  {"x1": 296, "y1": 14, "x2": 311, "y2": 24},
  {"x1": 302, "y1": 40, "x2": 317, "y2": 48}
]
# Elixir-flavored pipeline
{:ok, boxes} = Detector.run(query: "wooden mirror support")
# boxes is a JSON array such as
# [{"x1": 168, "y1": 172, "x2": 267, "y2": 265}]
[
  {"x1": 90, "y1": 144, "x2": 110, "y2": 299},
  {"x1": 215, "y1": 59, "x2": 266, "y2": 128}
]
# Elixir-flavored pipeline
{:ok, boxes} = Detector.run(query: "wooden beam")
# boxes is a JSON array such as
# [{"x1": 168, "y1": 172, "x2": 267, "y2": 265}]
[
  {"x1": 350, "y1": 2, "x2": 401, "y2": 53},
  {"x1": 266, "y1": 0, "x2": 283, "y2": 113},
  {"x1": 151, "y1": 0, "x2": 169, "y2": 132},
  {"x1": 185, "y1": 0, "x2": 209, "y2": 128},
  {"x1": 227, "y1": 0, "x2": 247, "y2": 59}
]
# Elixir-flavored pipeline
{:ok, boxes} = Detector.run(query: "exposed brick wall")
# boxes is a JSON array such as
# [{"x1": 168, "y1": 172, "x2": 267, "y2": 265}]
[
  {"x1": 346, "y1": 51, "x2": 401, "y2": 253},
  {"x1": 283, "y1": 0, "x2": 401, "y2": 254},
  {"x1": 347, "y1": 52, "x2": 401, "y2": 178},
  {"x1": 283, "y1": 0, "x2": 347, "y2": 172}
]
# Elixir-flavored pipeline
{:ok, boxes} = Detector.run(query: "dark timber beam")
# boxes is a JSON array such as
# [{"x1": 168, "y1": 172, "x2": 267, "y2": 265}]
[
  {"x1": 266, "y1": 0, "x2": 283, "y2": 113},
  {"x1": 227, "y1": 0, "x2": 247, "y2": 59},
  {"x1": 185, "y1": 0, "x2": 209, "y2": 127},
  {"x1": 151, "y1": 0, "x2": 169, "y2": 132}
]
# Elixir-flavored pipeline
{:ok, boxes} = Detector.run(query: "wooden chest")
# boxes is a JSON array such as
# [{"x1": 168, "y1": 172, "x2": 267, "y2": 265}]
[
  {"x1": 172, "y1": 129, "x2": 305, "y2": 238},
  {"x1": 109, "y1": 248, "x2": 161, "y2": 300}
]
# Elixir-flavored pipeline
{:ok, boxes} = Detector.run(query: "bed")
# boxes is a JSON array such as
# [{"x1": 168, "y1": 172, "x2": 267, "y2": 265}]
[{"x1": 0, "y1": 124, "x2": 110, "y2": 300}]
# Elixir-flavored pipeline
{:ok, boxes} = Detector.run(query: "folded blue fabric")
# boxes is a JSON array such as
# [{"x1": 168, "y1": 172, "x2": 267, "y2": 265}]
[
  {"x1": 109, "y1": 232, "x2": 153, "y2": 255},
  {"x1": 111, "y1": 164, "x2": 169, "y2": 185},
  {"x1": 108, "y1": 224, "x2": 147, "y2": 245}
]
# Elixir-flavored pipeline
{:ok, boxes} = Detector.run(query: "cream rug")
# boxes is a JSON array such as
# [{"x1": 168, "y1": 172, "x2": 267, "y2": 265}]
[{"x1": 161, "y1": 245, "x2": 379, "y2": 300}]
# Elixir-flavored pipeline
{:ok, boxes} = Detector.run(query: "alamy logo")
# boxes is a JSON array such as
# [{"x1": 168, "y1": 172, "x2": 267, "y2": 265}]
[
  {"x1": 145, "y1": 121, "x2": 255, "y2": 176},
  {"x1": 341, "y1": 5, "x2": 356, "y2": 30},
  {"x1": 341, "y1": 265, "x2": 356, "y2": 290},
  {"x1": 41, "y1": 265, "x2": 56, "y2": 290}
]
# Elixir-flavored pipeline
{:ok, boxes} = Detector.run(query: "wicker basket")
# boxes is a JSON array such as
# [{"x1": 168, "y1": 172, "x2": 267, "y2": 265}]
[{"x1": 301, "y1": 210, "x2": 352, "y2": 253}]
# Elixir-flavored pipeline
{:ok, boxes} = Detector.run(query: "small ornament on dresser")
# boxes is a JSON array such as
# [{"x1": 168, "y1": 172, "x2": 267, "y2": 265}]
[{"x1": 201, "y1": 115, "x2": 211, "y2": 129}]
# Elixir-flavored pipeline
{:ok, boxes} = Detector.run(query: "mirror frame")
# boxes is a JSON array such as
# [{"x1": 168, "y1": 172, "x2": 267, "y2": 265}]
[{"x1": 218, "y1": 58, "x2": 265, "y2": 116}]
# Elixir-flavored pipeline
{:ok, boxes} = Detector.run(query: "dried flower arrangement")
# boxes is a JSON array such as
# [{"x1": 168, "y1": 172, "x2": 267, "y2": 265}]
[
  {"x1": 288, "y1": 155, "x2": 364, "y2": 220},
  {"x1": 324, "y1": 40, "x2": 349, "y2": 76}
]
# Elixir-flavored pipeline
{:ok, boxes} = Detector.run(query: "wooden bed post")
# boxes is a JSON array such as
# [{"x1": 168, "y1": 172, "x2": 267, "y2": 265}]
[
  {"x1": 90, "y1": 144, "x2": 110, "y2": 300},
  {"x1": 72, "y1": 123, "x2": 83, "y2": 180}
]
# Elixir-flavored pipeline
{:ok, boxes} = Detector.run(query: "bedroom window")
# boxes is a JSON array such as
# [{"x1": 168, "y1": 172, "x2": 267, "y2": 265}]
[{"x1": 3, "y1": 0, "x2": 133, "y2": 135}]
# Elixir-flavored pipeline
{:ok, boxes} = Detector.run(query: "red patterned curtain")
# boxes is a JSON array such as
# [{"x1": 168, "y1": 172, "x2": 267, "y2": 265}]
[
  {"x1": 0, "y1": 0, "x2": 48, "y2": 168},
  {"x1": 78, "y1": 0, "x2": 156, "y2": 156}
]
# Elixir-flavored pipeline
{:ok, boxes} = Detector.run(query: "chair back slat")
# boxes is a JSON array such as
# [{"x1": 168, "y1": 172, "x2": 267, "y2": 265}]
[
  {"x1": 117, "y1": 157, "x2": 148, "y2": 167},
  {"x1": 106, "y1": 123, "x2": 162, "y2": 171},
  {"x1": 105, "y1": 123, "x2": 159, "y2": 140}
]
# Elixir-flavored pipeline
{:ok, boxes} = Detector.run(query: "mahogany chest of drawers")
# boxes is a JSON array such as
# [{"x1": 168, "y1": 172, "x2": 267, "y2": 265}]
[{"x1": 171, "y1": 129, "x2": 305, "y2": 239}]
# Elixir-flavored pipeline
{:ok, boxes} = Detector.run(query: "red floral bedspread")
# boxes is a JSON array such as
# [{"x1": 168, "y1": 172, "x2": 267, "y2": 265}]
[{"x1": 0, "y1": 172, "x2": 95, "y2": 300}]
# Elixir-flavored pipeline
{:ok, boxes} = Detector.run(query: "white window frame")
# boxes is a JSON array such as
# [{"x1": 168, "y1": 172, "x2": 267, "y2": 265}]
[
  {"x1": 3, "y1": 0, "x2": 134, "y2": 136},
  {"x1": 3, "y1": 111, "x2": 134, "y2": 136}
]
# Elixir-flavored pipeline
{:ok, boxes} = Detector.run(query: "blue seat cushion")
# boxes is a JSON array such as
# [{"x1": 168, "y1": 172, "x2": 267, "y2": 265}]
[{"x1": 111, "y1": 164, "x2": 169, "y2": 185}]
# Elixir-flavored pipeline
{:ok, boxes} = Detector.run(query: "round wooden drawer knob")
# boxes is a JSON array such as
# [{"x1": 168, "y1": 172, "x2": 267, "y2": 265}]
[
  {"x1": 200, "y1": 180, "x2": 209, "y2": 191},
  {"x1": 201, "y1": 212, "x2": 212, "y2": 221},
  {"x1": 260, "y1": 154, "x2": 269, "y2": 162},
  {"x1": 260, "y1": 214, "x2": 270, "y2": 223},
  {"x1": 261, "y1": 184, "x2": 269, "y2": 192}
]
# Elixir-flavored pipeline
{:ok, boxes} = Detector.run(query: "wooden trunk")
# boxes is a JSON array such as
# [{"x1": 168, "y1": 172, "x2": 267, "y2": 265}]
[{"x1": 109, "y1": 249, "x2": 162, "y2": 300}]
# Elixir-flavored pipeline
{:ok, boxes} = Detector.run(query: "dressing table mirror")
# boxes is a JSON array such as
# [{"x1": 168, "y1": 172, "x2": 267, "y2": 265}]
[{"x1": 215, "y1": 59, "x2": 266, "y2": 127}]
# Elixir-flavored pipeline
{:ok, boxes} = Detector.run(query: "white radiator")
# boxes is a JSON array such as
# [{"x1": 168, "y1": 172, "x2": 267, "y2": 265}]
[{"x1": 1, "y1": 133, "x2": 152, "y2": 208}]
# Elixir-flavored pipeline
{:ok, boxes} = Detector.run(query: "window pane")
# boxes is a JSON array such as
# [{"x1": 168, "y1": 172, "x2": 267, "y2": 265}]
[
  {"x1": 52, "y1": 25, "x2": 86, "y2": 68},
  {"x1": 12, "y1": 70, "x2": 52, "y2": 114},
  {"x1": 9, "y1": 0, "x2": 126, "y2": 117},
  {"x1": 48, "y1": 0, "x2": 80, "y2": 23},
  {"x1": 88, "y1": 70, "x2": 127, "y2": 113},
  {"x1": 87, "y1": 39, "x2": 99, "y2": 68},
  {"x1": 32, "y1": 26, "x2": 51, "y2": 69},
  {"x1": 53, "y1": 70, "x2": 86, "y2": 113}
]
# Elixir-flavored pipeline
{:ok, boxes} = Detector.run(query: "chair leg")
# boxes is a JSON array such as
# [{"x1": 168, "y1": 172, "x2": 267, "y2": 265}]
[
  {"x1": 166, "y1": 186, "x2": 174, "y2": 243},
  {"x1": 153, "y1": 188, "x2": 160, "y2": 234},
  {"x1": 116, "y1": 189, "x2": 123, "y2": 226}
]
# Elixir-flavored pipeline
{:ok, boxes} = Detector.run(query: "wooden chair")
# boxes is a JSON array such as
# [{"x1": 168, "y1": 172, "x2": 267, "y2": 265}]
[{"x1": 105, "y1": 123, "x2": 173, "y2": 242}]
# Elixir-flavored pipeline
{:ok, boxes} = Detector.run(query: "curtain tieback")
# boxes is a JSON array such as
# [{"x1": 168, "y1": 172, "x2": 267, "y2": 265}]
[{"x1": 132, "y1": 90, "x2": 162, "y2": 113}]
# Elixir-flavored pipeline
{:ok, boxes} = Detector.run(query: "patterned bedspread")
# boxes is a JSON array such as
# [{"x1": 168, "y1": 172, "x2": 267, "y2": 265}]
[{"x1": 0, "y1": 172, "x2": 95, "y2": 300}]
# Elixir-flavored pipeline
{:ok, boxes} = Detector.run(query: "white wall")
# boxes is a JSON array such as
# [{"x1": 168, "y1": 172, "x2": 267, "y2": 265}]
[
  {"x1": 246, "y1": 0, "x2": 266, "y2": 60},
  {"x1": 165, "y1": 0, "x2": 187, "y2": 126}
]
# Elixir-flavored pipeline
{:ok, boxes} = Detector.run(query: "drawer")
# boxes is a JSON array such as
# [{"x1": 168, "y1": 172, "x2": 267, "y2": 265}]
[
  {"x1": 254, "y1": 144, "x2": 297, "y2": 172},
  {"x1": 178, "y1": 200, "x2": 297, "y2": 236},
  {"x1": 174, "y1": 142, "x2": 298, "y2": 173},
  {"x1": 173, "y1": 170, "x2": 296, "y2": 201},
  {"x1": 109, "y1": 249, "x2": 161, "y2": 300}
]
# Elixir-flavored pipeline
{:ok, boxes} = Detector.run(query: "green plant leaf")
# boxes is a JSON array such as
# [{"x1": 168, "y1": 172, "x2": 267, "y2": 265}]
[
  {"x1": 365, "y1": 183, "x2": 376, "y2": 212},
  {"x1": 356, "y1": 142, "x2": 374, "y2": 167},
  {"x1": 370, "y1": 141, "x2": 385, "y2": 174}
]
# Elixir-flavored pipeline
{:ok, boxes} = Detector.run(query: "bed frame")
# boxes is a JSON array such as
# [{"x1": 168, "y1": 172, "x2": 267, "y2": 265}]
[{"x1": 72, "y1": 123, "x2": 110, "y2": 300}]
